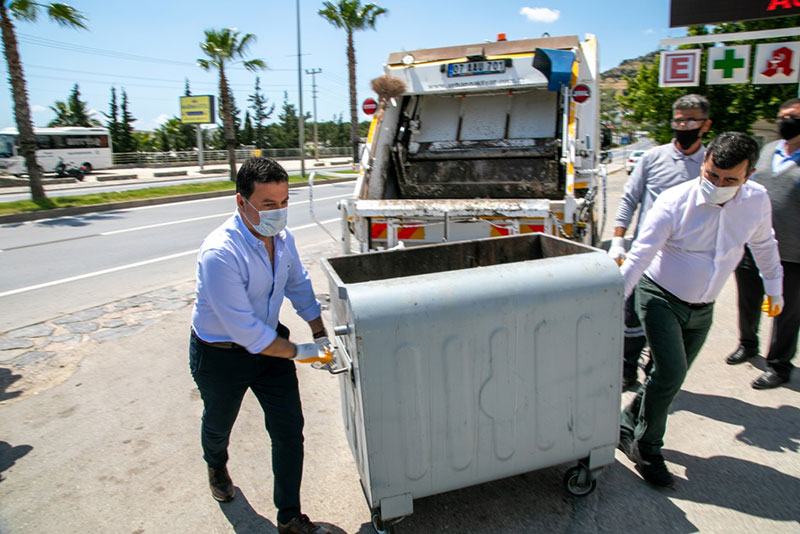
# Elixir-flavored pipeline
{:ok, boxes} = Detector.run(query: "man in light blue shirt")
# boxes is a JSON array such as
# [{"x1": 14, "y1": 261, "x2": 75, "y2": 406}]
[
  {"x1": 608, "y1": 94, "x2": 711, "y2": 388},
  {"x1": 190, "y1": 157, "x2": 332, "y2": 534}
]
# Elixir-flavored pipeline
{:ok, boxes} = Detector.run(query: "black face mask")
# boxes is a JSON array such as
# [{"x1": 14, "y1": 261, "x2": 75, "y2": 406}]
[
  {"x1": 779, "y1": 117, "x2": 800, "y2": 140},
  {"x1": 673, "y1": 128, "x2": 702, "y2": 150}
]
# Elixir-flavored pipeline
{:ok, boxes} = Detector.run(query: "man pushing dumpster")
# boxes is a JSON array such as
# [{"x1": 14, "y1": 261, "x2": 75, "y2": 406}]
[
  {"x1": 616, "y1": 132, "x2": 784, "y2": 488},
  {"x1": 189, "y1": 157, "x2": 333, "y2": 534}
]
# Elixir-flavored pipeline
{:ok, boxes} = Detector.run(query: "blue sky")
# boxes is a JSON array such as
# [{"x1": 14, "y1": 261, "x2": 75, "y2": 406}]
[{"x1": 0, "y1": 0, "x2": 688, "y2": 132}]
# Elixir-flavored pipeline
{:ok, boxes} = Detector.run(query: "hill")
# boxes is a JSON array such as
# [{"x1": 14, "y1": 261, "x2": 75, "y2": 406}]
[{"x1": 600, "y1": 51, "x2": 659, "y2": 91}]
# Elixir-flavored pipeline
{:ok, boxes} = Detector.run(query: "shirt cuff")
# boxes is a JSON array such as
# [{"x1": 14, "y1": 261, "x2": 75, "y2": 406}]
[
  {"x1": 296, "y1": 301, "x2": 322, "y2": 323},
  {"x1": 762, "y1": 278, "x2": 783, "y2": 299},
  {"x1": 247, "y1": 328, "x2": 278, "y2": 355}
]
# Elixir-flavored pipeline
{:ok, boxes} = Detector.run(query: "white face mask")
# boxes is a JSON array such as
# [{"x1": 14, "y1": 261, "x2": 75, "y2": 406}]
[
  {"x1": 244, "y1": 198, "x2": 287, "y2": 236},
  {"x1": 700, "y1": 176, "x2": 739, "y2": 205}
]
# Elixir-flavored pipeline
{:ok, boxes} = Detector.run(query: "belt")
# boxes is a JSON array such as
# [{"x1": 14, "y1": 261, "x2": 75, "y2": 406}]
[{"x1": 192, "y1": 330, "x2": 246, "y2": 351}]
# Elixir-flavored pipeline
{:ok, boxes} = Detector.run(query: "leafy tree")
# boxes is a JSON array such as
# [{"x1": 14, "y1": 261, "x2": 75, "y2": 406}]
[
  {"x1": 0, "y1": 0, "x2": 86, "y2": 200},
  {"x1": 103, "y1": 87, "x2": 123, "y2": 152},
  {"x1": 116, "y1": 88, "x2": 137, "y2": 153},
  {"x1": 241, "y1": 110, "x2": 254, "y2": 146},
  {"x1": 620, "y1": 17, "x2": 800, "y2": 145},
  {"x1": 197, "y1": 28, "x2": 265, "y2": 181},
  {"x1": 248, "y1": 76, "x2": 274, "y2": 149},
  {"x1": 132, "y1": 131, "x2": 156, "y2": 152},
  {"x1": 318, "y1": 0, "x2": 387, "y2": 161},
  {"x1": 154, "y1": 117, "x2": 195, "y2": 151},
  {"x1": 48, "y1": 84, "x2": 99, "y2": 127}
]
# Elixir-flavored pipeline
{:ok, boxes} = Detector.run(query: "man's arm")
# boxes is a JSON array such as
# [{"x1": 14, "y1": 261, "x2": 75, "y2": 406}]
[
  {"x1": 747, "y1": 193, "x2": 784, "y2": 301},
  {"x1": 619, "y1": 195, "x2": 674, "y2": 299},
  {"x1": 609, "y1": 152, "x2": 650, "y2": 262}
]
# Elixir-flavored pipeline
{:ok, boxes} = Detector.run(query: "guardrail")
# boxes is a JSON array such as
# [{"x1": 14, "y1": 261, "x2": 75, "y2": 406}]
[{"x1": 112, "y1": 147, "x2": 351, "y2": 168}]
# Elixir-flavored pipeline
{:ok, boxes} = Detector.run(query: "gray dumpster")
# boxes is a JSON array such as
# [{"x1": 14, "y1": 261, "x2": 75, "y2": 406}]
[{"x1": 321, "y1": 233, "x2": 623, "y2": 531}]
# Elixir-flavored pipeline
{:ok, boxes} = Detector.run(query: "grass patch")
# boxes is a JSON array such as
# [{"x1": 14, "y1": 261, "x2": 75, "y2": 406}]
[{"x1": 0, "y1": 171, "x2": 356, "y2": 216}]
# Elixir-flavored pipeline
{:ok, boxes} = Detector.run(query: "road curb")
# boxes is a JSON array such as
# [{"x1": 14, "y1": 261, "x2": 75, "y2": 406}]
[{"x1": 0, "y1": 177, "x2": 356, "y2": 224}]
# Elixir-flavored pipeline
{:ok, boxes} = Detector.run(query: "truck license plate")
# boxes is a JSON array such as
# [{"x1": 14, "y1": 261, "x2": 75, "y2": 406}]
[{"x1": 447, "y1": 59, "x2": 506, "y2": 77}]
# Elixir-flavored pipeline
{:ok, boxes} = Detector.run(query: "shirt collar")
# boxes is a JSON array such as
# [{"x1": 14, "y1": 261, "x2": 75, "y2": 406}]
[
  {"x1": 774, "y1": 139, "x2": 800, "y2": 159},
  {"x1": 671, "y1": 141, "x2": 705, "y2": 163},
  {"x1": 233, "y1": 210, "x2": 286, "y2": 248}
]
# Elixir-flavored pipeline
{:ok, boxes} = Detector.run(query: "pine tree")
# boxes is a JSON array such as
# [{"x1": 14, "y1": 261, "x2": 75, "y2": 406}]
[
  {"x1": 118, "y1": 88, "x2": 137, "y2": 153},
  {"x1": 248, "y1": 76, "x2": 274, "y2": 149},
  {"x1": 49, "y1": 84, "x2": 99, "y2": 127},
  {"x1": 180, "y1": 78, "x2": 196, "y2": 150},
  {"x1": 241, "y1": 110, "x2": 254, "y2": 146},
  {"x1": 103, "y1": 87, "x2": 123, "y2": 152}
]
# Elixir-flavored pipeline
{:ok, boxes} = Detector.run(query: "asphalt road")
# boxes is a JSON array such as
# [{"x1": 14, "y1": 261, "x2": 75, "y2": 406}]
[{"x1": 0, "y1": 181, "x2": 352, "y2": 332}]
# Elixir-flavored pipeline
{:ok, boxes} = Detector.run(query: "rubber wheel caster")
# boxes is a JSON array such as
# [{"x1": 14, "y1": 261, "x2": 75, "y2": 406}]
[
  {"x1": 371, "y1": 511, "x2": 401, "y2": 534},
  {"x1": 564, "y1": 465, "x2": 597, "y2": 496}
]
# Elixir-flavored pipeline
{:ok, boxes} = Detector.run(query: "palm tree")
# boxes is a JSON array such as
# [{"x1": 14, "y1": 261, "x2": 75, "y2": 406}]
[
  {"x1": 318, "y1": 0, "x2": 387, "y2": 163},
  {"x1": 197, "y1": 28, "x2": 265, "y2": 182},
  {"x1": 0, "y1": 1, "x2": 87, "y2": 201}
]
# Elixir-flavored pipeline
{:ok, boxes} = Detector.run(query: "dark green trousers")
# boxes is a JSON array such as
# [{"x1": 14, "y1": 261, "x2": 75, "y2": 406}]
[{"x1": 621, "y1": 276, "x2": 714, "y2": 456}]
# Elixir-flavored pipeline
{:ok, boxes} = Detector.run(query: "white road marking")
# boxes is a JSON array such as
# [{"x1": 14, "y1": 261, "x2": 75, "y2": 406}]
[{"x1": 0, "y1": 217, "x2": 340, "y2": 298}]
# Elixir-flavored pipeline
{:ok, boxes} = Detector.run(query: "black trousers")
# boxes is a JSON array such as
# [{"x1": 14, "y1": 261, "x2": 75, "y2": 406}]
[
  {"x1": 189, "y1": 324, "x2": 304, "y2": 524},
  {"x1": 623, "y1": 291, "x2": 648, "y2": 379},
  {"x1": 735, "y1": 247, "x2": 800, "y2": 379}
]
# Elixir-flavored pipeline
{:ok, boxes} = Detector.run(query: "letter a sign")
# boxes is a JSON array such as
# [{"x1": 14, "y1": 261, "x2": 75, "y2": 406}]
[
  {"x1": 753, "y1": 42, "x2": 800, "y2": 84},
  {"x1": 707, "y1": 45, "x2": 750, "y2": 85},
  {"x1": 659, "y1": 50, "x2": 701, "y2": 87}
]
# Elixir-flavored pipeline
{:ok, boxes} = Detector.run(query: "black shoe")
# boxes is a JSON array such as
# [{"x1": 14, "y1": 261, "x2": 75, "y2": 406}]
[
  {"x1": 752, "y1": 370, "x2": 789, "y2": 390},
  {"x1": 726, "y1": 345, "x2": 757, "y2": 365},
  {"x1": 208, "y1": 466, "x2": 235, "y2": 502},
  {"x1": 632, "y1": 446, "x2": 675, "y2": 489},
  {"x1": 617, "y1": 432, "x2": 635, "y2": 462},
  {"x1": 278, "y1": 514, "x2": 331, "y2": 534}
]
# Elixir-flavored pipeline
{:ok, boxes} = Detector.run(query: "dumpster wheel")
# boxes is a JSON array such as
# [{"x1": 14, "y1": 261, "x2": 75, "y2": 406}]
[
  {"x1": 371, "y1": 511, "x2": 404, "y2": 534},
  {"x1": 563, "y1": 465, "x2": 597, "y2": 496}
]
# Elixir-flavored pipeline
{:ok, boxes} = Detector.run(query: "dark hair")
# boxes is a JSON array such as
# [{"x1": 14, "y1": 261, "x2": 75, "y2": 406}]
[
  {"x1": 705, "y1": 132, "x2": 760, "y2": 172},
  {"x1": 780, "y1": 97, "x2": 800, "y2": 110},
  {"x1": 236, "y1": 157, "x2": 288, "y2": 199},
  {"x1": 673, "y1": 94, "x2": 710, "y2": 116}
]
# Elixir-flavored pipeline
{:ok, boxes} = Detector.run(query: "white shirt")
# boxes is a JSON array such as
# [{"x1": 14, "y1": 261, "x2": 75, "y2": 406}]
[
  {"x1": 772, "y1": 139, "x2": 800, "y2": 177},
  {"x1": 621, "y1": 177, "x2": 783, "y2": 303},
  {"x1": 191, "y1": 212, "x2": 321, "y2": 354}
]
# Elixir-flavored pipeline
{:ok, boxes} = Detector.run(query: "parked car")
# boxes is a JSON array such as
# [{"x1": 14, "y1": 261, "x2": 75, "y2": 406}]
[{"x1": 625, "y1": 150, "x2": 645, "y2": 174}]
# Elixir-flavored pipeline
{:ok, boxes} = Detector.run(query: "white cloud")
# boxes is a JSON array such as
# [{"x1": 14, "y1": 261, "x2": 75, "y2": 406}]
[
  {"x1": 643, "y1": 28, "x2": 655, "y2": 35},
  {"x1": 153, "y1": 113, "x2": 170, "y2": 127},
  {"x1": 520, "y1": 7, "x2": 560, "y2": 23},
  {"x1": 31, "y1": 104, "x2": 47, "y2": 114}
]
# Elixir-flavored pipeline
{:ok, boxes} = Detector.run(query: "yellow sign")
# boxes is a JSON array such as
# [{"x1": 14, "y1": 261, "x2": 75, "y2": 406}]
[{"x1": 180, "y1": 95, "x2": 215, "y2": 124}]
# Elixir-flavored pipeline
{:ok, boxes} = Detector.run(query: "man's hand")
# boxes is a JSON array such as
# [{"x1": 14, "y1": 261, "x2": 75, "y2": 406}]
[
  {"x1": 314, "y1": 335, "x2": 331, "y2": 353},
  {"x1": 608, "y1": 236, "x2": 627, "y2": 266},
  {"x1": 293, "y1": 342, "x2": 333, "y2": 365},
  {"x1": 762, "y1": 295, "x2": 784, "y2": 317}
]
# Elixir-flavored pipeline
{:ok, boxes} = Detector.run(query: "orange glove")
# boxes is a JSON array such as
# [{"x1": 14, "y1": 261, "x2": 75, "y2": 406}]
[{"x1": 761, "y1": 295, "x2": 784, "y2": 317}]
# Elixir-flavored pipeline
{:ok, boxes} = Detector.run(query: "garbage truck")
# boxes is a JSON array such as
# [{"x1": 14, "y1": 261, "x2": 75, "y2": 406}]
[{"x1": 338, "y1": 33, "x2": 604, "y2": 253}]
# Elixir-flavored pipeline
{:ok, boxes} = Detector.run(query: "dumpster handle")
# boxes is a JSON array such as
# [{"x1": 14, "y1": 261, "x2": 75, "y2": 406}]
[{"x1": 332, "y1": 337, "x2": 354, "y2": 376}]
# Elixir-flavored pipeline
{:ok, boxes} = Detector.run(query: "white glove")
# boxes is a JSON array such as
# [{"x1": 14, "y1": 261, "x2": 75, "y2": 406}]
[
  {"x1": 608, "y1": 236, "x2": 627, "y2": 266},
  {"x1": 762, "y1": 295, "x2": 784, "y2": 317},
  {"x1": 314, "y1": 335, "x2": 331, "y2": 352},
  {"x1": 292, "y1": 342, "x2": 333, "y2": 365}
]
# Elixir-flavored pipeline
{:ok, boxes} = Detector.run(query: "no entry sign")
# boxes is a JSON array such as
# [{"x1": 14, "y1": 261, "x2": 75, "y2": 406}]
[
  {"x1": 572, "y1": 84, "x2": 591, "y2": 103},
  {"x1": 362, "y1": 98, "x2": 378, "y2": 114}
]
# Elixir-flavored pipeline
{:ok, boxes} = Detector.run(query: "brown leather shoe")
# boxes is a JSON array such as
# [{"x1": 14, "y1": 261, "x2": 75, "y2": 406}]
[
  {"x1": 207, "y1": 465, "x2": 235, "y2": 502},
  {"x1": 277, "y1": 514, "x2": 331, "y2": 534}
]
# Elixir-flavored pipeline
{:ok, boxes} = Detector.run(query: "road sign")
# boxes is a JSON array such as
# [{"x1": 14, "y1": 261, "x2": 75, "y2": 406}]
[
  {"x1": 621, "y1": 137, "x2": 629, "y2": 145},
  {"x1": 572, "y1": 84, "x2": 591, "y2": 103},
  {"x1": 707, "y1": 45, "x2": 750, "y2": 85},
  {"x1": 753, "y1": 42, "x2": 800, "y2": 84},
  {"x1": 362, "y1": 98, "x2": 378, "y2": 115},
  {"x1": 670, "y1": 0, "x2": 800, "y2": 28},
  {"x1": 180, "y1": 95, "x2": 215, "y2": 124},
  {"x1": 659, "y1": 50, "x2": 701, "y2": 87}
]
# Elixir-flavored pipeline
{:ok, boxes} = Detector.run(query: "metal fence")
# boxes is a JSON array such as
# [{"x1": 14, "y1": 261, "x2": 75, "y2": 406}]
[{"x1": 112, "y1": 147, "x2": 352, "y2": 168}]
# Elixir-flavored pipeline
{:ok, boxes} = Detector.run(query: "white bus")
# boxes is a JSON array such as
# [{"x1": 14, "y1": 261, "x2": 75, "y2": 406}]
[{"x1": 0, "y1": 126, "x2": 113, "y2": 176}]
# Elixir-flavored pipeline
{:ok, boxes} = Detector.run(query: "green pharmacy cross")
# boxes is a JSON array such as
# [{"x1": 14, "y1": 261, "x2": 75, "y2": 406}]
[{"x1": 714, "y1": 49, "x2": 745, "y2": 78}]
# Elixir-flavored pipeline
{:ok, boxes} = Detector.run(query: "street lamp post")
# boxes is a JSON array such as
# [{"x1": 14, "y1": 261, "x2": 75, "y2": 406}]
[
  {"x1": 306, "y1": 68, "x2": 321, "y2": 160},
  {"x1": 296, "y1": 0, "x2": 305, "y2": 177}
]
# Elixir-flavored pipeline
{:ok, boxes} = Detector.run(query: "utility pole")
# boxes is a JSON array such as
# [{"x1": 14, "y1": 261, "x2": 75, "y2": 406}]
[
  {"x1": 305, "y1": 68, "x2": 322, "y2": 161},
  {"x1": 296, "y1": 0, "x2": 305, "y2": 177}
]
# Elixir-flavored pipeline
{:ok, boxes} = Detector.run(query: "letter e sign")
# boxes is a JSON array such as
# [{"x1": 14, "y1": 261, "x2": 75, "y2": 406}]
[{"x1": 659, "y1": 50, "x2": 701, "y2": 87}]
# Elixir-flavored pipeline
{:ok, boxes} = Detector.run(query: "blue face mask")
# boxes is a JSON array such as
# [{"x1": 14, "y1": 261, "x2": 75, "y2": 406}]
[{"x1": 244, "y1": 198, "x2": 287, "y2": 237}]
